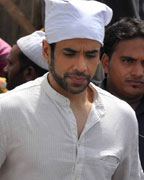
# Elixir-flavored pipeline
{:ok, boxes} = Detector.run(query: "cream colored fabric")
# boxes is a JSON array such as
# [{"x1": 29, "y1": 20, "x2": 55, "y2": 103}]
[{"x1": 0, "y1": 73, "x2": 143, "y2": 180}]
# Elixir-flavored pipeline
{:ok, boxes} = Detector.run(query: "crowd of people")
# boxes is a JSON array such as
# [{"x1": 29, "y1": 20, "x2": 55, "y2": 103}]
[{"x1": 0, "y1": 0, "x2": 144, "y2": 179}]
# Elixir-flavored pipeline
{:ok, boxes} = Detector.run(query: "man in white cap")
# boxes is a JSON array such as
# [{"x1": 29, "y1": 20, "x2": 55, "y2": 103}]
[
  {"x1": 4, "y1": 30, "x2": 48, "y2": 90},
  {"x1": 0, "y1": 0, "x2": 143, "y2": 180}
]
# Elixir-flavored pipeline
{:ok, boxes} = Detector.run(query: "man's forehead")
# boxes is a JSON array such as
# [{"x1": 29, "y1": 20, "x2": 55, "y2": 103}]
[
  {"x1": 8, "y1": 45, "x2": 20, "y2": 60},
  {"x1": 10, "y1": 45, "x2": 20, "y2": 55}
]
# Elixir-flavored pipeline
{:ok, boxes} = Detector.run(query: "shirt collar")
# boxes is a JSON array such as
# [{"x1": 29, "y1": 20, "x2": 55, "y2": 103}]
[
  {"x1": 41, "y1": 73, "x2": 105, "y2": 113},
  {"x1": 42, "y1": 73, "x2": 70, "y2": 106}
]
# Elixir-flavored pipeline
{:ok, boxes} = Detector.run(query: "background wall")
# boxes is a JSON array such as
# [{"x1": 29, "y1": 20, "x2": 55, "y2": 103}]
[{"x1": 0, "y1": 0, "x2": 45, "y2": 45}]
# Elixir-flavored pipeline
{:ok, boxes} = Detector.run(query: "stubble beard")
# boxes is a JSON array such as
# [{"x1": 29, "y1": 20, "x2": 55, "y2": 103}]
[{"x1": 49, "y1": 59, "x2": 92, "y2": 94}]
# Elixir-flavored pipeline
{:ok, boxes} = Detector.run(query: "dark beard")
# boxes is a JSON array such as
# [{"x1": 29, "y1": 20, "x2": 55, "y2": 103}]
[
  {"x1": 5, "y1": 71, "x2": 26, "y2": 90},
  {"x1": 49, "y1": 58, "x2": 92, "y2": 94}
]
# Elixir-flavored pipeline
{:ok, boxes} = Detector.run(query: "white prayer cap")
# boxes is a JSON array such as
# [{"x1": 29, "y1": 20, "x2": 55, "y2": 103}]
[
  {"x1": 44, "y1": 0, "x2": 113, "y2": 44},
  {"x1": 17, "y1": 31, "x2": 48, "y2": 70}
]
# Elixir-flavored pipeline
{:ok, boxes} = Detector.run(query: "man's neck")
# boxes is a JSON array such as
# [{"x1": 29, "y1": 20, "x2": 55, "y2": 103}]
[
  {"x1": 69, "y1": 86, "x2": 94, "y2": 139},
  {"x1": 106, "y1": 81, "x2": 142, "y2": 110},
  {"x1": 69, "y1": 86, "x2": 93, "y2": 106},
  {"x1": 122, "y1": 96, "x2": 142, "y2": 110}
]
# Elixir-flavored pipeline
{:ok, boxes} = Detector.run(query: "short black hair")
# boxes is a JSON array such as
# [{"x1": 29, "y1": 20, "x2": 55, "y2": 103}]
[
  {"x1": 102, "y1": 17, "x2": 144, "y2": 59},
  {"x1": 18, "y1": 51, "x2": 47, "y2": 77}
]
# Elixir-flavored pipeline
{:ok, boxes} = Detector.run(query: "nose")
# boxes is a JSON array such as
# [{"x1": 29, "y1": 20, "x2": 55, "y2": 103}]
[
  {"x1": 131, "y1": 63, "x2": 144, "y2": 77},
  {"x1": 73, "y1": 55, "x2": 87, "y2": 73},
  {"x1": 3, "y1": 64, "x2": 8, "y2": 73}
]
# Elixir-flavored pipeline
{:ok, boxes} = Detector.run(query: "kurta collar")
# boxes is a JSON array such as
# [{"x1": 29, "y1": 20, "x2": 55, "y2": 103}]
[
  {"x1": 41, "y1": 73, "x2": 105, "y2": 114},
  {"x1": 42, "y1": 73, "x2": 70, "y2": 106}
]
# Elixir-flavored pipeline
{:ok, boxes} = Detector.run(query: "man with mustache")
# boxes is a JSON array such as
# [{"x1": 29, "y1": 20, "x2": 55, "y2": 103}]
[
  {"x1": 4, "y1": 30, "x2": 48, "y2": 90},
  {"x1": 0, "y1": 1, "x2": 143, "y2": 180},
  {"x1": 101, "y1": 17, "x2": 144, "y2": 170}
]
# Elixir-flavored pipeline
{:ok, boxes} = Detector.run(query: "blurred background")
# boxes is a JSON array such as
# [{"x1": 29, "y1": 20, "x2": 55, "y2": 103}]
[
  {"x1": 0, "y1": 0, "x2": 144, "y2": 45},
  {"x1": 0, "y1": 0, "x2": 45, "y2": 45}
]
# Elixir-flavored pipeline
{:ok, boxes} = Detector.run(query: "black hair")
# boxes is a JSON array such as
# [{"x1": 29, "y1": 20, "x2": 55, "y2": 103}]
[
  {"x1": 18, "y1": 51, "x2": 47, "y2": 77},
  {"x1": 102, "y1": 17, "x2": 144, "y2": 59}
]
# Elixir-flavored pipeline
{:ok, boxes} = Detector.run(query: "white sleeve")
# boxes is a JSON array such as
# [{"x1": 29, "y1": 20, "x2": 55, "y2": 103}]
[
  {"x1": 0, "y1": 105, "x2": 7, "y2": 168},
  {"x1": 112, "y1": 112, "x2": 143, "y2": 180}
]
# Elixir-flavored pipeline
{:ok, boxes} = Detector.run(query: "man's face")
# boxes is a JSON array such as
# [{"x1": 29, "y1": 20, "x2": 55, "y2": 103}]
[
  {"x1": 102, "y1": 38, "x2": 144, "y2": 100},
  {"x1": 43, "y1": 38, "x2": 101, "y2": 94},
  {"x1": 4, "y1": 45, "x2": 25, "y2": 90}
]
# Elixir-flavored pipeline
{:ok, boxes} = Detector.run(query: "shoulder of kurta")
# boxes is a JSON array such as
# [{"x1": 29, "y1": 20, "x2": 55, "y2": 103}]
[{"x1": 91, "y1": 83, "x2": 138, "y2": 131}]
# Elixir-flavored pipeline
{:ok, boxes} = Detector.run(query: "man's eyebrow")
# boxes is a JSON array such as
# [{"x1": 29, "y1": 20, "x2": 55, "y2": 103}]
[
  {"x1": 120, "y1": 56, "x2": 136, "y2": 61},
  {"x1": 86, "y1": 49, "x2": 99, "y2": 54},
  {"x1": 63, "y1": 48, "x2": 78, "y2": 53}
]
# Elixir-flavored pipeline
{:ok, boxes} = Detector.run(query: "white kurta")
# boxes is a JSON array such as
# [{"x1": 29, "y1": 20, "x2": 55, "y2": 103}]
[{"x1": 0, "y1": 73, "x2": 143, "y2": 180}]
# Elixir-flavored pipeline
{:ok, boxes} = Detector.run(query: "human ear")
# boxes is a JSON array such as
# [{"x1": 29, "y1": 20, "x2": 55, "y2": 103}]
[
  {"x1": 101, "y1": 53, "x2": 110, "y2": 74},
  {"x1": 42, "y1": 40, "x2": 51, "y2": 63},
  {"x1": 23, "y1": 66, "x2": 36, "y2": 82}
]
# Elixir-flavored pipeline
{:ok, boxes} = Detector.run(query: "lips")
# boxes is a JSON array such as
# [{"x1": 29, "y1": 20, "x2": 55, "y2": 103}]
[
  {"x1": 127, "y1": 79, "x2": 144, "y2": 83},
  {"x1": 126, "y1": 79, "x2": 144, "y2": 87},
  {"x1": 68, "y1": 75, "x2": 86, "y2": 84}
]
